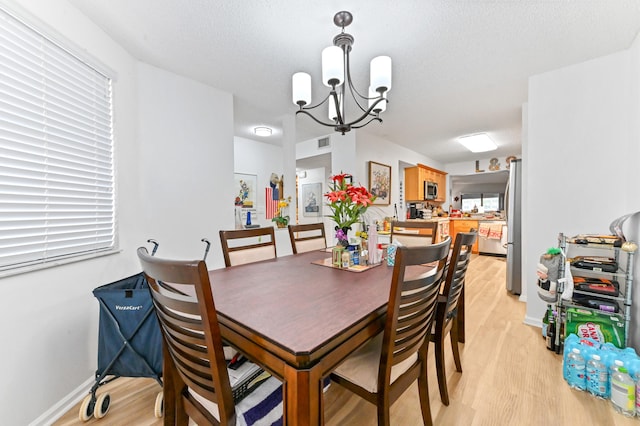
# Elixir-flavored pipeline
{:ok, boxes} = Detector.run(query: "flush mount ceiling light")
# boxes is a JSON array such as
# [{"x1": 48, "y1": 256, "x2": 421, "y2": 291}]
[
  {"x1": 254, "y1": 126, "x2": 273, "y2": 137},
  {"x1": 292, "y1": 11, "x2": 391, "y2": 135},
  {"x1": 458, "y1": 133, "x2": 498, "y2": 153}
]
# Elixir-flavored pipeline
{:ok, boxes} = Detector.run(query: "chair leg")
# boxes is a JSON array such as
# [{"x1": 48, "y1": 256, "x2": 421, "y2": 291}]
[
  {"x1": 450, "y1": 319, "x2": 463, "y2": 373},
  {"x1": 435, "y1": 333, "x2": 450, "y2": 406},
  {"x1": 376, "y1": 394, "x2": 391, "y2": 426},
  {"x1": 418, "y1": 363, "x2": 433, "y2": 426}
]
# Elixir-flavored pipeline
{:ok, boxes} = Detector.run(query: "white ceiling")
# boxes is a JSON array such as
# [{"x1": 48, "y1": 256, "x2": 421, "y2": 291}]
[{"x1": 68, "y1": 0, "x2": 640, "y2": 164}]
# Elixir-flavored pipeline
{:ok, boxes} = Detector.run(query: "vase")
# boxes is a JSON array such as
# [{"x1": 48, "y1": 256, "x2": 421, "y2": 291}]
[
  {"x1": 276, "y1": 222, "x2": 287, "y2": 229},
  {"x1": 335, "y1": 226, "x2": 351, "y2": 247}
]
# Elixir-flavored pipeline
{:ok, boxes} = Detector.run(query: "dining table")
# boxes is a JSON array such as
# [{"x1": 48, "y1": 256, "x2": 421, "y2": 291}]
[{"x1": 208, "y1": 249, "x2": 394, "y2": 425}]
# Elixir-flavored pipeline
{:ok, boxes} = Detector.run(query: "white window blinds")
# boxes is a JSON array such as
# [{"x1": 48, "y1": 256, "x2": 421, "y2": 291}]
[{"x1": 0, "y1": 8, "x2": 115, "y2": 271}]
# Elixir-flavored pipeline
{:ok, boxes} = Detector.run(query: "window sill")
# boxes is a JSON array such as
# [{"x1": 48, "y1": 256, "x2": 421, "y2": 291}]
[{"x1": 0, "y1": 249, "x2": 122, "y2": 279}]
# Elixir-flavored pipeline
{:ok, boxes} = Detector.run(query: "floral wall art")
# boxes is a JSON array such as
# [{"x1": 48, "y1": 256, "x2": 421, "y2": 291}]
[{"x1": 369, "y1": 161, "x2": 391, "y2": 205}]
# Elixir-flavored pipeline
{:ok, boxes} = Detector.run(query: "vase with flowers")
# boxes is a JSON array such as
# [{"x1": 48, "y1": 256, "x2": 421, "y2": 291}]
[
  {"x1": 325, "y1": 173, "x2": 376, "y2": 247},
  {"x1": 271, "y1": 197, "x2": 291, "y2": 228}
]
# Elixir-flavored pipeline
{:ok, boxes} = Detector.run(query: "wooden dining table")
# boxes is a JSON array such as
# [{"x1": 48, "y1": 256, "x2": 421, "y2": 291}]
[{"x1": 208, "y1": 249, "x2": 394, "y2": 425}]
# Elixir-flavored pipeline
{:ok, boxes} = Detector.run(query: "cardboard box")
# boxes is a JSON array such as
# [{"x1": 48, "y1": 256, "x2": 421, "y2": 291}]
[{"x1": 565, "y1": 307, "x2": 625, "y2": 348}]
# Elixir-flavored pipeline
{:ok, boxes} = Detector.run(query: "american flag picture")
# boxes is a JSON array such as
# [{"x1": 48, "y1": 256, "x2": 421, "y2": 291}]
[{"x1": 265, "y1": 187, "x2": 278, "y2": 219}]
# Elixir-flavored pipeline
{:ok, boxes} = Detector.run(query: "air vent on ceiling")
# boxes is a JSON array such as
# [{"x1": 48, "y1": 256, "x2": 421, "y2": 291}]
[{"x1": 317, "y1": 137, "x2": 330, "y2": 148}]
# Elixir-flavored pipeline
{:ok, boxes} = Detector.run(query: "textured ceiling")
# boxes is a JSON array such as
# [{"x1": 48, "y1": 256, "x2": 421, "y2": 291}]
[{"x1": 68, "y1": 0, "x2": 640, "y2": 163}]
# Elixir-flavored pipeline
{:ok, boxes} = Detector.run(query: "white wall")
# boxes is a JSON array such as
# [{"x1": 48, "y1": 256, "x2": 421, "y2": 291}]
[
  {"x1": 0, "y1": 1, "x2": 141, "y2": 425},
  {"x1": 137, "y1": 63, "x2": 235, "y2": 269},
  {"x1": 297, "y1": 167, "x2": 332, "y2": 243},
  {"x1": 295, "y1": 130, "x2": 442, "y2": 237},
  {"x1": 355, "y1": 131, "x2": 443, "y2": 223},
  {"x1": 234, "y1": 136, "x2": 292, "y2": 256},
  {"x1": 0, "y1": 1, "x2": 238, "y2": 424},
  {"x1": 526, "y1": 38, "x2": 640, "y2": 349}
]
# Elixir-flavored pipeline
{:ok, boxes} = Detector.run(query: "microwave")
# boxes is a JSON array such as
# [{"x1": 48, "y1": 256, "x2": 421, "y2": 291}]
[{"x1": 424, "y1": 181, "x2": 438, "y2": 200}]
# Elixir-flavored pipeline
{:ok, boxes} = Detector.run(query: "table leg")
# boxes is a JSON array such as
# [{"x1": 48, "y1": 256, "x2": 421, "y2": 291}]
[{"x1": 283, "y1": 364, "x2": 323, "y2": 426}]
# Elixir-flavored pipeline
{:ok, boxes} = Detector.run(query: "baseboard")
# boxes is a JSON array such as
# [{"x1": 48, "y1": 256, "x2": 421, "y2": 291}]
[
  {"x1": 29, "y1": 376, "x2": 93, "y2": 426},
  {"x1": 523, "y1": 314, "x2": 542, "y2": 329}
]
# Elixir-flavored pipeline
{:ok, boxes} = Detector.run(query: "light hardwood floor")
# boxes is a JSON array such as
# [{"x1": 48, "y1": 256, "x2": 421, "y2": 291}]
[{"x1": 54, "y1": 255, "x2": 637, "y2": 425}]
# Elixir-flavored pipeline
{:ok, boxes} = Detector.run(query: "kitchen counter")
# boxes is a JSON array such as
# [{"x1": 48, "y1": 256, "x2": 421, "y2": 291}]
[
  {"x1": 448, "y1": 217, "x2": 504, "y2": 221},
  {"x1": 405, "y1": 216, "x2": 505, "y2": 221},
  {"x1": 404, "y1": 217, "x2": 449, "y2": 222}
]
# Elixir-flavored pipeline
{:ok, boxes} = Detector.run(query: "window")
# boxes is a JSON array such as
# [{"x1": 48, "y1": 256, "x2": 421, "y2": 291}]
[
  {"x1": 461, "y1": 193, "x2": 503, "y2": 213},
  {"x1": 0, "y1": 7, "x2": 115, "y2": 272}
]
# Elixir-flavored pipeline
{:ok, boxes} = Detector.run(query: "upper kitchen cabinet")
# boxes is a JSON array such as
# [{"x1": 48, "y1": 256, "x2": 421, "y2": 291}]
[{"x1": 404, "y1": 164, "x2": 447, "y2": 203}]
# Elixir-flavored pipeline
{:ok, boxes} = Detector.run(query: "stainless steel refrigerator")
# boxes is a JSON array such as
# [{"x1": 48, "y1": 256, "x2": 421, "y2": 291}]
[{"x1": 505, "y1": 158, "x2": 522, "y2": 294}]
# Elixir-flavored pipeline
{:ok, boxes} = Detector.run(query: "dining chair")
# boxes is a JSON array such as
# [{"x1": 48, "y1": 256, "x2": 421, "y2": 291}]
[
  {"x1": 137, "y1": 247, "x2": 238, "y2": 425},
  {"x1": 430, "y1": 231, "x2": 477, "y2": 406},
  {"x1": 329, "y1": 238, "x2": 452, "y2": 426},
  {"x1": 137, "y1": 247, "x2": 282, "y2": 425},
  {"x1": 219, "y1": 227, "x2": 277, "y2": 267},
  {"x1": 287, "y1": 222, "x2": 327, "y2": 254},
  {"x1": 390, "y1": 220, "x2": 438, "y2": 247}
]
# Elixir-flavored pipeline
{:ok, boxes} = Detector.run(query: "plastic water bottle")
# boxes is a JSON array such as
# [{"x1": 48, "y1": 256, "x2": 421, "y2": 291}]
[
  {"x1": 611, "y1": 361, "x2": 635, "y2": 416},
  {"x1": 586, "y1": 354, "x2": 608, "y2": 399},
  {"x1": 636, "y1": 371, "x2": 640, "y2": 416},
  {"x1": 566, "y1": 348, "x2": 586, "y2": 391},
  {"x1": 562, "y1": 334, "x2": 580, "y2": 381}
]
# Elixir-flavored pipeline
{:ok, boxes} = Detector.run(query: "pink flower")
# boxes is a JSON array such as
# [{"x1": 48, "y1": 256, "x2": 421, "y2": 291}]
[{"x1": 324, "y1": 172, "x2": 376, "y2": 229}]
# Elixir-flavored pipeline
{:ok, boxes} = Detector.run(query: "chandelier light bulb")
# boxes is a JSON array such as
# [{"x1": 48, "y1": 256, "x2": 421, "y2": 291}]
[
  {"x1": 292, "y1": 72, "x2": 312, "y2": 106},
  {"x1": 370, "y1": 56, "x2": 392, "y2": 93},
  {"x1": 322, "y1": 46, "x2": 344, "y2": 87}
]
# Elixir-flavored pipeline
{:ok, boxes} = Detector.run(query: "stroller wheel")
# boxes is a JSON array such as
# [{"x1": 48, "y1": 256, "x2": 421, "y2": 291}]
[
  {"x1": 154, "y1": 391, "x2": 164, "y2": 418},
  {"x1": 78, "y1": 394, "x2": 95, "y2": 421},
  {"x1": 94, "y1": 393, "x2": 111, "y2": 419}
]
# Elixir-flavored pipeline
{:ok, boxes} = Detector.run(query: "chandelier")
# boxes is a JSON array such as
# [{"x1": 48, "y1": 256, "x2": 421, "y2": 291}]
[{"x1": 291, "y1": 11, "x2": 392, "y2": 135}]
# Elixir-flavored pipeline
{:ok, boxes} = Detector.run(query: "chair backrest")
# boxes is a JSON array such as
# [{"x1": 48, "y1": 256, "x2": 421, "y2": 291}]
[
  {"x1": 219, "y1": 227, "x2": 277, "y2": 267},
  {"x1": 288, "y1": 223, "x2": 327, "y2": 254},
  {"x1": 380, "y1": 238, "x2": 451, "y2": 388},
  {"x1": 137, "y1": 247, "x2": 235, "y2": 425},
  {"x1": 390, "y1": 220, "x2": 438, "y2": 247},
  {"x1": 440, "y1": 232, "x2": 477, "y2": 326}
]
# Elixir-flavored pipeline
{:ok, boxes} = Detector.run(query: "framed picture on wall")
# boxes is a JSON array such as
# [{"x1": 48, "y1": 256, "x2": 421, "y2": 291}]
[
  {"x1": 234, "y1": 173, "x2": 257, "y2": 208},
  {"x1": 369, "y1": 161, "x2": 391, "y2": 205},
  {"x1": 302, "y1": 183, "x2": 322, "y2": 217}
]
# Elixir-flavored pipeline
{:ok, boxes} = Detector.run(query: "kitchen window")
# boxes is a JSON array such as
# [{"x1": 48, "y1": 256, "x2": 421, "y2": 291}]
[
  {"x1": 0, "y1": 7, "x2": 115, "y2": 273},
  {"x1": 461, "y1": 193, "x2": 503, "y2": 212}
]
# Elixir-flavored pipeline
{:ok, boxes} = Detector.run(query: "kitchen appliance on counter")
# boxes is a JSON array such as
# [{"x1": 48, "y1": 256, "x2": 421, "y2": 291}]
[
  {"x1": 407, "y1": 202, "x2": 425, "y2": 219},
  {"x1": 505, "y1": 159, "x2": 522, "y2": 295},
  {"x1": 407, "y1": 202, "x2": 434, "y2": 219},
  {"x1": 424, "y1": 181, "x2": 438, "y2": 200}
]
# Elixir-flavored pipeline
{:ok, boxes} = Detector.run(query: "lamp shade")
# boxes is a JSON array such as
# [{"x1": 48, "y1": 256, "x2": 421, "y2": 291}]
[
  {"x1": 368, "y1": 87, "x2": 386, "y2": 113},
  {"x1": 292, "y1": 72, "x2": 312, "y2": 106},
  {"x1": 370, "y1": 56, "x2": 392, "y2": 93},
  {"x1": 322, "y1": 46, "x2": 344, "y2": 87}
]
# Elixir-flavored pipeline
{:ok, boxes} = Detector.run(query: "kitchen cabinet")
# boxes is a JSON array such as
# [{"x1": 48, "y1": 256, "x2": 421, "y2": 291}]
[
  {"x1": 449, "y1": 219, "x2": 479, "y2": 253},
  {"x1": 391, "y1": 219, "x2": 449, "y2": 243},
  {"x1": 404, "y1": 163, "x2": 447, "y2": 203},
  {"x1": 435, "y1": 219, "x2": 449, "y2": 243}
]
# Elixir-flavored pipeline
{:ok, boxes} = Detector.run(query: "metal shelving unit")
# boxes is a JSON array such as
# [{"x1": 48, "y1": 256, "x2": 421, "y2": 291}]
[{"x1": 555, "y1": 233, "x2": 635, "y2": 348}]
